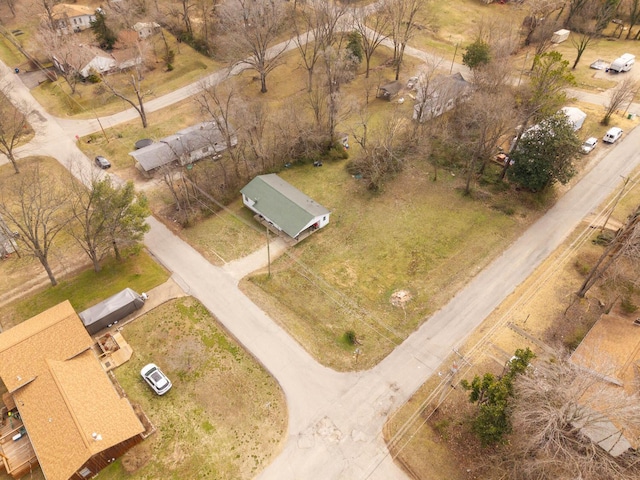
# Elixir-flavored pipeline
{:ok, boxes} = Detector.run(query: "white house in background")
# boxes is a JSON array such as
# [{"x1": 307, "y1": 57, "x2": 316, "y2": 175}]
[
  {"x1": 241, "y1": 174, "x2": 330, "y2": 241},
  {"x1": 51, "y1": 4, "x2": 97, "y2": 34},
  {"x1": 561, "y1": 106, "x2": 587, "y2": 131},
  {"x1": 129, "y1": 121, "x2": 237, "y2": 173},
  {"x1": 52, "y1": 44, "x2": 141, "y2": 78},
  {"x1": 412, "y1": 72, "x2": 473, "y2": 122},
  {"x1": 133, "y1": 22, "x2": 161, "y2": 39}
]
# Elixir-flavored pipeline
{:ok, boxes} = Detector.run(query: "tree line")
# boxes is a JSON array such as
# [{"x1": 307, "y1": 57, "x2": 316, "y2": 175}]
[{"x1": 0, "y1": 159, "x2": 149, "y2": 286}]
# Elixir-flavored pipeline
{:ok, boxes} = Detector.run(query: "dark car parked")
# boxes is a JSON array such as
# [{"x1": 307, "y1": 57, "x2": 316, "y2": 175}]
[{"x1": 95, "y1": 155, "x2": 111, "y2": 169}]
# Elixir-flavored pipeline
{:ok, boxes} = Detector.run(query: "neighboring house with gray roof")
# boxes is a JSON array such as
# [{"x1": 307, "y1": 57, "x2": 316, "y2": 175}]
[
  {"x1": 129, "y1": 121, "x2": 236, "y2": 172},
  {"x1": 240, "y1": 174, "x2": 330, "y2": 241}
]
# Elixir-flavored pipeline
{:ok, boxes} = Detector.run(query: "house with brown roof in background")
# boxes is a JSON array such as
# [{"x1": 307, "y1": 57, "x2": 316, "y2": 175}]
[{"x1": 0, "y1": 301, "x2": 147, "y2": 480}]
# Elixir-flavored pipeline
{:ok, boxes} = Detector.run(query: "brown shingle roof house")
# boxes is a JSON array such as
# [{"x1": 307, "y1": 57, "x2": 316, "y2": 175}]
[{"x1": 0, "y1": 301, "x2": 145, "y2": 480}]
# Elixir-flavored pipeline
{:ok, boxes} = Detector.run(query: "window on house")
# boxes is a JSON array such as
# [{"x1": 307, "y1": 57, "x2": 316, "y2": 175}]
[
  {"x1": 323, "y1": 216, "x2": 326, "y2": 221},
  {"x1": 79, "y1": 467, "x2": 92, "y2": 477},
  {"x1": 73, "y1": 18, "x2": 77, "y2": 24}
]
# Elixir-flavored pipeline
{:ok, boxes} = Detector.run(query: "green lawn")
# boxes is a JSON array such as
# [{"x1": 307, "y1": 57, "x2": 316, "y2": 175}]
[
  {"x1": 240, "y1": 157, "x2": 538, "y2": 371},
  {"x1": 0, "y1": 251, "x2": 168, "y2": 329},
  {"x1": 97, "y1": 297, "x2": 286, "y2": 480}
]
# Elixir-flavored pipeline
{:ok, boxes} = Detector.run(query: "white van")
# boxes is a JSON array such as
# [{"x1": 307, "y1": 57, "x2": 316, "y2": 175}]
[
  {"x1": 610, "y1": 53, "x2": 635, "y2": 73},
  {"x1": 603, "y1": 127, "x2": 623, "y2": 144}
]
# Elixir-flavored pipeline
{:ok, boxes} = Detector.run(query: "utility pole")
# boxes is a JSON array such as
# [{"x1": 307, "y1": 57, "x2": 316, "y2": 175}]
[{"x1": 450, "y1": 42, "x2": 458, "y2": 74}]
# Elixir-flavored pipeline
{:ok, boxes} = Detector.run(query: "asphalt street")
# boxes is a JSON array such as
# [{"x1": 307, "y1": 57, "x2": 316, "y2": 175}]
[{"x1": 1, "y1": 38, "x2": 640, "y2": 479}]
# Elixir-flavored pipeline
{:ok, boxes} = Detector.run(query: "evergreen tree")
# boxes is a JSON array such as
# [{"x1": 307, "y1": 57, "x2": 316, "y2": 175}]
[{"x1": 91, "y1": 10, "x2": 117, "y2": 50}]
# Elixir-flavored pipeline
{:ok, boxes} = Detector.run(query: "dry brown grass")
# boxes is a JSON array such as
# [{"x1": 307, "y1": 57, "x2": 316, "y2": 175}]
[
  {"x1": 385, "y1": 163, "x2": 640, "y2": 480},
  {"x1": 0, "y1": 157, "x2": 89, "y2": 298},
  {"x1": 99, "y1": 297, "x2": 287, "y2": 480}
]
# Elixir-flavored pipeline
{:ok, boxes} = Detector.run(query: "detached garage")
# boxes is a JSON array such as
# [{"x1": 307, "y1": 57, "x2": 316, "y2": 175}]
[
  {"x1": 241, "y1": 174, "x2": 330, "y2": 242},
  {"x1": 79, "y1": 288, "x2": 146, "y2": 335}
]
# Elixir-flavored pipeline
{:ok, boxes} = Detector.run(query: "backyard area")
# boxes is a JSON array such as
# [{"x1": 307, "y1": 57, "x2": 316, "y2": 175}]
[
  {"x1": 384, "y1": 164, "x2": 640, "y2": 479},
  {"x1": 98, "y1": 297, "x2": 287, "y2": 480},
  {"x1": 0, "y1": 297, "x2": 287, "y2": 480}
]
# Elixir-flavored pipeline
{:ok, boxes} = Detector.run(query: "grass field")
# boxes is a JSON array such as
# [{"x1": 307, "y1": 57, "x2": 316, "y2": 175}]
[
  {"x1": 0, "y1": 250, "x2": 169, "y2": 330},
  {"x1": 0, "y1": 157, "x2": 88, "y2": 297},
  {"x1": 240, "y1": 156, "x2": 539, "y2": 371},
  {"x1": 384, "y1": 158, "x2": 640, "y2": 480},
  {"x1": 0, "y1": 156, "x2": 169, "y2": 329},
  {"x1": 99, "y1": 297, "x2": 286, "y2": 480}
]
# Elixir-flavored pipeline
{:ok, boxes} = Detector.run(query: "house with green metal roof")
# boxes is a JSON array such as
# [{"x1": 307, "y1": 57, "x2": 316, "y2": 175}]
[{"x1": 240, "y1": 174, "x2": 330, "y2": 241}]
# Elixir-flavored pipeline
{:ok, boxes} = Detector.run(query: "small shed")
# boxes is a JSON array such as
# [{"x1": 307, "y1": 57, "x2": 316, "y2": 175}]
[
  {"x1": 561, "y1": 106, "x2": 587, "y2": 131},
  {"x1": 133, "y1": 22, "x2": 161, "y2": 39},
  {"x1": 377, "y1": 81, "x2": 402, "y2": 101},
  {"x1": 79, "y1": 288, "x2": 146, "y2": 335},
  {"x1": 551, "y1": 29, "x2": 570, "y2": 43},
  {"x1": 241, "y1": 174, "x2": 330, "y2": 241}
]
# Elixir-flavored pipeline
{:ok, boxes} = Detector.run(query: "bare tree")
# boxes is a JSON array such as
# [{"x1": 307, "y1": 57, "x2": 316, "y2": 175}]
[
  {"x1": 522, "y1": 0, "x2": 564, "y2": 46},
  {"x1": 455, "y1": 90, "x2": 516, "y2": 194},
  {"x1": 38, "y1": 26, "x2": 91, "y2": 95},
  {"x1": 352, "y1": 109, "x2": 406, "y2": 191},
  {"x1": 530, "y1": 16, "x2": 562, "y2": 58},
  {"x1": 564, "y1": 0, "x2": 591, "y2": 28},
  {"x1": 222, "y1": 0, "x2": 291, "y2": 93},
  {"x1": 293, "y1": 0, "x2": 346, "y2": 92},
  {"x1": 195, "y1": 82, "x2": 247, "y2": 180},
  {"x1": 100, "y1": 74, "x2": 149, "y2": 128},
  {"x1": 4, "y1": 0, "x2": 17, "y2": 16},
  {"x1": 351, "y1": 73, "x2": 386, "y2": 151},
  {"x1": 181, "y1": 0, "x2": 194, "y2": 37},
  {"x1": 595, "y1": 0, "x2": 622, "y2": 34},
  {"x1": 352, "y1": 7, "x2": 390, "y2": 79},
  {"x1": 0, "y1": 85, "x2": 32, "y2": 174},
  {"x1": 602, "y1": 77, "x2": 638, "y2": 125},
  {"x1": 385, "y1": 0, "x2": 428, "y2": 81},
  {"x1": 38, "y1": 0, "x2": 59, "y2": 29},
  {"x1": 571, "y1": 30, "x2": 597, "y2": 69},
  {"x1": 505, "y1": 353, "x2": 640, "y2": 480},
  {"x1": 625, "y1": 0, "x2": 640, "y2": 39},
  {"x1": 0, "y1": 163, "x2": 70, "y2": 286},
  {"x1": 320, "y1": 46, "x2": 358, "y2": 143},
  {"x1": 578, "y1": 204, "x2": 640, "y2": 297},
  {"x1": 66, "y1": 166, "x2": 111, "y2": 272},
  {"x1": 242, "y1": 101, "x2": 269, "y2": 172}
]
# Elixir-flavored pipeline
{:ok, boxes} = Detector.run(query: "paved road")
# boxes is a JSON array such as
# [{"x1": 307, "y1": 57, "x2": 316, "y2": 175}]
[{"x1": 2, "y1": 38, "x2": 640, "y2": 479}]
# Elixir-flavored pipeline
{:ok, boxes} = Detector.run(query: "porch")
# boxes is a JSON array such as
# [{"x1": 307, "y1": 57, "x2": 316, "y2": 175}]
[
  {"x1": 252, "y1": 215, "x2": 319, "y2": 245},
  {"x1": 0, "y1": 405, "x2": 38, "y2": 479}
]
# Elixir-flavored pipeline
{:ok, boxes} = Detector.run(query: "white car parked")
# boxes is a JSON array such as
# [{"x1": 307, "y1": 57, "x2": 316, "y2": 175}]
[
  {"x1": 581, "y1": 137, "x2": 598, "y2": 154},
  {"x1": 603, "y1": 127, "x2": 623, "y2": 144},
  {"x1": 141, "y1": 363, "x2": 172, "y2": 395}
]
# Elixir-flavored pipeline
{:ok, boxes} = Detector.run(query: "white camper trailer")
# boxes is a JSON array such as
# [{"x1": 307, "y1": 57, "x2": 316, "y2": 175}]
[{"x1": 610, "y1": 54, "x2": 635, "y2": 73}]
